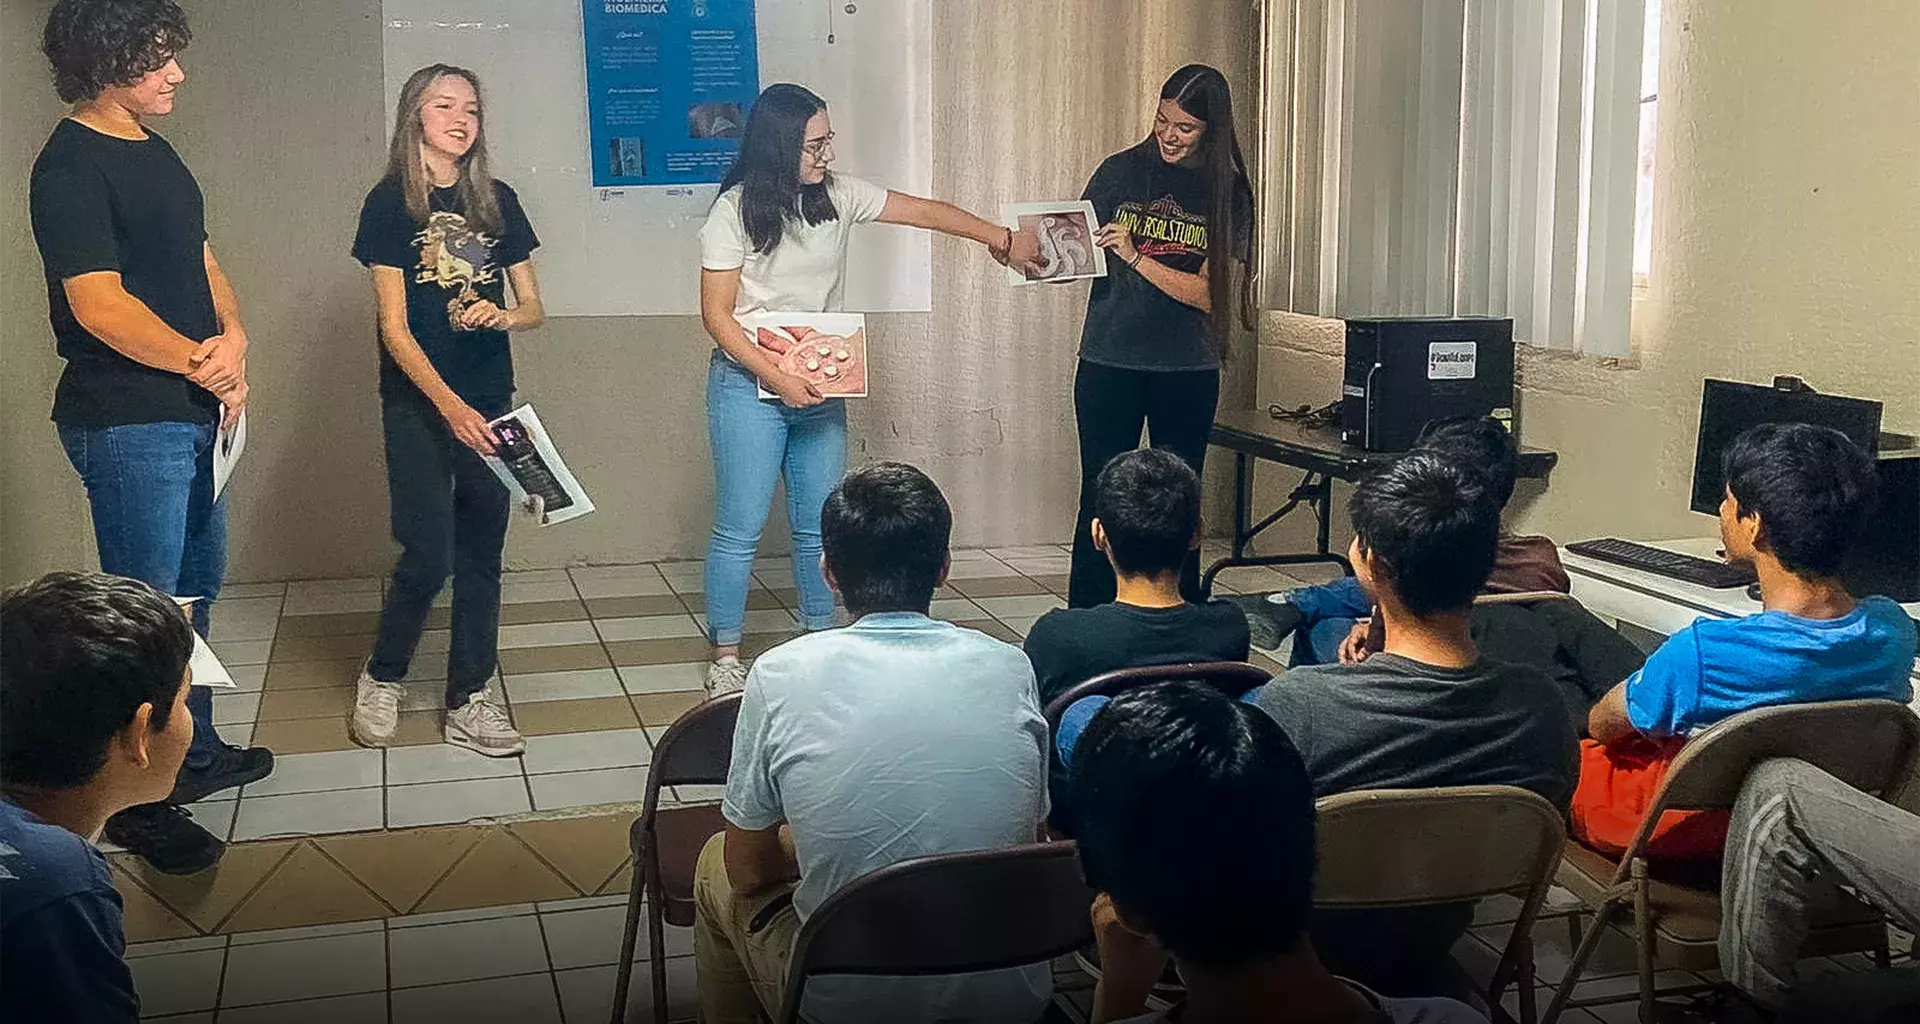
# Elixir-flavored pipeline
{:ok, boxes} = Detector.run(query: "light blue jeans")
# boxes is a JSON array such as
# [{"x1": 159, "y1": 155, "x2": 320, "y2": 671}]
[{"x1": 704, "y1": 351, "x2": 843, "y2": 645}]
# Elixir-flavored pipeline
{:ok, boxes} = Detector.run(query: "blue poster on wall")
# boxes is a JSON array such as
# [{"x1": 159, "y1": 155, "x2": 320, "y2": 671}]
[{"x1": 583, "y1": 0, "x2": 760, "y2": 187}]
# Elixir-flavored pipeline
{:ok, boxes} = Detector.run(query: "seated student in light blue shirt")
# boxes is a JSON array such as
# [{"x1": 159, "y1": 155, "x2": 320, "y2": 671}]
[
  {"x1": 1588, "y1": 423, "x2": 1917, "y2": 748},
  {"x1": 693, "y1": 462, "x2": 1052, "y2": 1024}
]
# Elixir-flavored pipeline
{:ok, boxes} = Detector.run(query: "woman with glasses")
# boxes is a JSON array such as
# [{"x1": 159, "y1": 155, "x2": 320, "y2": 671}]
[{"x1": 697, "y1": 83, "x2": 1040, "y2": 694}]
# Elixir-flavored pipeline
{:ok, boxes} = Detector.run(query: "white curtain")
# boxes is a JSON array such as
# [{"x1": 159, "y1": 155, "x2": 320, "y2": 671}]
[{"x1": 1261, "y1": 0, "x2": 1644, "y2": 357}]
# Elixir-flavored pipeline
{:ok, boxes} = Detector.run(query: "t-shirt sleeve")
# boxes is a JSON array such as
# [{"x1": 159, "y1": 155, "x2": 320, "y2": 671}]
[
  {"x1": 351, "y1": 183, "x2": 415, "y2": 270},
  {"x1": 492, "y1": 181, "x2": 540, "y2": 267},
  {"x1": 699, "y1": 191, "x2": 749, "y2": 271},
  {"x1": 720, "y1": 668, "x2": 782, "y2": 830},
  {"x1": 833, "y1": 174, "x2": 892, "y2": 224},
  {"x1": 30, "y1": 153, "x2": 121, "y2": 281},
  {"x1": 0, "y1": 889, "x2": 140, "y2": 1024},
  {"x1": 1623, "y1": 625, "x2": 1706, "y2": 736},
  {"x1": 1021, "y1": 611, "x2": 1071, "y2": 706}
]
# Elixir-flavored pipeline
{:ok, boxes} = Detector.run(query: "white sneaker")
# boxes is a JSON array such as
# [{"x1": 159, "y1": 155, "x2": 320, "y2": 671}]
[
  {"x1": 705, "y1": 656, "x2": 748, "y2": 696},
  {"x1": 349, "y1": 666, "x2": 403, "y2": 748},
  {"x1": 445, "y1": 688, "x2": 525, "y2": 757}
]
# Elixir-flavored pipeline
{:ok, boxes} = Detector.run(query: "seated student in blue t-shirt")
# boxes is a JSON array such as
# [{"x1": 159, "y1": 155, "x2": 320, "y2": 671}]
[
  {"x1": 1587, "y1": 423, "x2": 1917, "y2": 747},
  {"x1": 1, "y1": 573, "x2": 202, "y2": 1024}
]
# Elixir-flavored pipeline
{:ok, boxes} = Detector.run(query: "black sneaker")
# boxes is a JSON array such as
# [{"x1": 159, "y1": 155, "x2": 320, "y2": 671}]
[
  {"x1": 1226, "y1": 593, "x2": 1304, "y2": 653},
  {"x1": 104, "y1": 803, "x2": 224, "y2": 876},
  {"x1": 169, "y1": 744, "x2": 275, "y2": 805}
]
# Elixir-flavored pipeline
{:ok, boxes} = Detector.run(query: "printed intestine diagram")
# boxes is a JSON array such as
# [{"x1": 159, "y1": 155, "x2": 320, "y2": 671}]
[{"x1": 1036, "y1": 215, "x2": 1094, "y2": 278}]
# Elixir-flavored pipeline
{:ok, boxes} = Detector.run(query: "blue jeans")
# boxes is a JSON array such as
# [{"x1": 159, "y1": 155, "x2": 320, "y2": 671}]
[
  {"x1": 1287, "y1": 574, "x2": 1370, "y2": 666},
  {"x1": 704, "y1": 351, "x2": 842, "y2": 646},
  {"x1": 59, "y1": 420, "x2": 229, "y2": 772}
]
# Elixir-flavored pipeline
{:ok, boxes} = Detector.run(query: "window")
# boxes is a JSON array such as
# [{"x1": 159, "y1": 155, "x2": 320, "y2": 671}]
[{"x1": 1633, "y1": 0, "x2": 1661, "y2": 284}]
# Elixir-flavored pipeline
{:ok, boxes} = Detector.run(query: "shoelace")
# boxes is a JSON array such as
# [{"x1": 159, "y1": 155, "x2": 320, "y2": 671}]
[
  {"x1": 469, "y1": 694, "x2": 514, "y2": 731},
  {"x1": 362, "y1": 681, "x2": 402, "y2": 716}
]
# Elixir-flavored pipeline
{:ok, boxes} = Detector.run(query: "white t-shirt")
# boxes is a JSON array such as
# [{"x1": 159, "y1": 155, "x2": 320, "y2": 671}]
[{"x1": 698, "y1": 173, "x2": 892, "y2": 319}]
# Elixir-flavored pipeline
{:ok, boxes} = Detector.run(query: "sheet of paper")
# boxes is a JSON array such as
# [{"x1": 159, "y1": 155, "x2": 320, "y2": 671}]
[
  {"x1": 212, "y1": 409, "x2": 247, "y2": 500},
  {"x1": 748, "y1": 312, "x2": 869, "y2": 401},
  {"x1": 171, "y1": 597, "x2": 236, "y2": 688},
  {"x1": 481, "y1": 405, "x2": 596, "y2": 527},
  {"x1": 1002, "y1": 200, "x2": 1107, "y2": 286}
]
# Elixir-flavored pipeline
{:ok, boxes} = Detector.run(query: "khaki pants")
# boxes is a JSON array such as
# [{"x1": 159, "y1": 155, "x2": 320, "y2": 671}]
[{"x1": 693, "y1": 833, "x2": 802, "y2": 1024}]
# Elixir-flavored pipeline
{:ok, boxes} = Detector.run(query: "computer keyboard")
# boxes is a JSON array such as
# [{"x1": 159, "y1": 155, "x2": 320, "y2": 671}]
[{"x1": 1566, "y1": 538, "x2": 1759, "y2": 589}]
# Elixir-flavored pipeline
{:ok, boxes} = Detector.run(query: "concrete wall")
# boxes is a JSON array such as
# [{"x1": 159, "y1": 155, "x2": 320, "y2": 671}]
[
  {"x1": 1255, "y1": 0, "x2": 1920, "y2": 555},
  {"x1": 1, "y1": 0, "x2": 1255, "y2": 585}
]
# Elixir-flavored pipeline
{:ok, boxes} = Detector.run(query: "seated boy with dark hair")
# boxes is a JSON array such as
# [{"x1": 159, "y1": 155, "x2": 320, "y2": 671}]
[
  {"x1": 1578, "y1": 424, "x2": 1915, "y2": 855},
  {"x1": 1073, "y1": 681, "x2": 1487, "y2": 1024},
  {"x1": 2, "y1": 572, "x2": 201, "y2": 1023}
]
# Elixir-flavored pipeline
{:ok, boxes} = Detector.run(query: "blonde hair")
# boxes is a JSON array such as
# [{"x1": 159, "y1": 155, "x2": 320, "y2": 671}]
[{"x1": 385, "y1": 63, "x2": 502, "y2": 234}]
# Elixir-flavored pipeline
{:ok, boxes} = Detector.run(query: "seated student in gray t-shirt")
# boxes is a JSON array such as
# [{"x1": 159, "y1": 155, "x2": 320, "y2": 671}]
[{"x1": 695, "y1": 463, "x2": 1052, "y2": 1024}]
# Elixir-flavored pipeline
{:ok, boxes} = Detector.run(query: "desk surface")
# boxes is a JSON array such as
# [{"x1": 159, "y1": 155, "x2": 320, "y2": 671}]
[{"x1": 1210, "y1": 408, "x2": 1558, "y2": 482}]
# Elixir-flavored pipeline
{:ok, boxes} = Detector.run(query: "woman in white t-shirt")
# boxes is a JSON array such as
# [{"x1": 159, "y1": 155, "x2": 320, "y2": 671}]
[{"x1": 697, "y1": 83, "x2": 1040, "y2": 694}]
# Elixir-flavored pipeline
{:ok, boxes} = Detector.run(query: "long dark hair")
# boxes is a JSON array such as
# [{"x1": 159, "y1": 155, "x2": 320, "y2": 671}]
[
  {"x1": 385, "y1": 63, "x2": 502, "y2": 234},
  {"x1": 718, "y1": 83, "x2": 838, "y2": 255},
  {"x1": 1157, "y1": 64, "x2": 1255, "y2": 350}
]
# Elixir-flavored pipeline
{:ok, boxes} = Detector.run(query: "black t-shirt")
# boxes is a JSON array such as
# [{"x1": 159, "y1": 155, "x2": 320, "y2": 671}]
[
  {"x1": 351, "y1": 175, "x2": 539, "y2": 404},
  {"x1": 29, "y1": 119, "x2": 221, "y2": 427},
  {"x1": 1, "y1": 798, "x2": 138, "y2": 1023},
  {"x1": 1023, "y1": 599, "x2": 1251, "y2": 709},
  {"x1": 1078, "y1": 141, "x2": 1252, "y2": 372}
]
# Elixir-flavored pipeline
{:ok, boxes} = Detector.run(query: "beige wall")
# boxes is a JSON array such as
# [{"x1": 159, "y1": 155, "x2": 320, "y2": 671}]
[
  {"x1": 1255, "y1": 0, "x2": 1920, "y2": 555},
  {"x1": 1, "y1": 0, "x2": 1254, "y2": 585}
]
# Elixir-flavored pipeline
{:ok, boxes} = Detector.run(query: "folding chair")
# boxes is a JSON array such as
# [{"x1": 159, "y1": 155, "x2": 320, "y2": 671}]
[
  {"x1": 1542, "y1": 699, "x2": 1920, "y2": 1024},
  {"x1": 609, "y1": 691, "x2": 743, "y2": 1024},
  {"x1": 1314, "y1": 786, "x2": 1567, "y2": 1024},
  {"x1": 1041, "y1": 661, "x2": 1272, "y2": 728},
  {"x1": 773, "y1": 841, "x2": 1096, "y2": 1024}
]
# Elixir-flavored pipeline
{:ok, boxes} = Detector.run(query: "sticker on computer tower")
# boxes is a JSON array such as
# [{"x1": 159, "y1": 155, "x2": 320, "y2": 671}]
[{"x1": 1427, "y1": 341, "x2": 1477, "y2": 380}]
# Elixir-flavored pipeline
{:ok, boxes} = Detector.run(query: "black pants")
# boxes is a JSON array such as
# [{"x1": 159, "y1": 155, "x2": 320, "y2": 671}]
[
  {"x1": 1067, "y1": 359, "x2": 1220, "y2": 608},
  {"x1": 368, "y1": 392, "x2": 511, "y2": 708}
]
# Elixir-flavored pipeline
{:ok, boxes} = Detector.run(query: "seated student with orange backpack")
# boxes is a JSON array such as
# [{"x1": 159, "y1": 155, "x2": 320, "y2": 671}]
[{"x1": 1576, "y1": 423, "x2": 1917, "y2": 859}]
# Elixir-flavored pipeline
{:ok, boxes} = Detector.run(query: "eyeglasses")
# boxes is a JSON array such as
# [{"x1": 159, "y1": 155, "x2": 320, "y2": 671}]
[{"x1": 802, "y1": 133, "x2": 836, "y2": 159}]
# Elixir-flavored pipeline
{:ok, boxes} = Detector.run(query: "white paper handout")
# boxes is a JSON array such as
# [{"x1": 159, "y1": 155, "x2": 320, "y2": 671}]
[
  {"x1": 212, "y1": 409, "x2": 247, "y2": 500},
  {"x1": 1003, "y1": 200, "x2": 1107, "y2": 286},
  {"x1": 750, "y1": 313, "x2": 869, "y2": 401},
  {"x1": 171, "y1": 597, "x2": 236, "y2": 688},
  {"x1": 482, "y1": 405, "x2": 596, "y2": 526}
]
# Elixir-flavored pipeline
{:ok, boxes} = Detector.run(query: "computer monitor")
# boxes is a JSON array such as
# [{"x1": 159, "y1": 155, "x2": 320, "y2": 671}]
[{"x1": 1689, "y1": 379, "x2": 1883, "y2": 514}]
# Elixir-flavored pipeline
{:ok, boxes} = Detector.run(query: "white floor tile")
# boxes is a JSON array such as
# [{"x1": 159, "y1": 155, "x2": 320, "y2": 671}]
[
  {"x1": 187, "y1": 800, "x2": 236, "y2": 842},
  {"x1": 541, "y1": 902, "x2": 696, "y2": 969},
  {"x1": 240, "y1": 749, "x2": 383, "y2": 798},
  {"x1": 949, "y1": 547, "x2": 1001, "y2": 561},
  {"x1": 497, "y1": 620, "x2": 601, "y2": 649},
  {"x1": 1210, "y1": 566, "x2": 1300, "y2": 594},
  {"x1": 691, "y1": 608, "x2": 799, "y2": 636},
  {"x1": 929, "y1": 597, "x2": 988, "y2": 622},
  {"x1": 554, "y1": 958, "x2": 697, "y2": 1024},
  {"x1": 988, "y1": 545, "x2": 1071, "y2": 561},
  {"x1": 390, "y1": 971, "x2": 561, "y2": 1024},
  {"x1": 501, "y1": 668, "x2": 626, "y2": 704},
  {"x1": 220, "y1": 930, "x2": 387, "y2": 1008},
  {"x1": 528, "y1": 767, "x2": 649, "y2": 811},
  {"x1": 282, "y1": 589, "x2": 384, "y2": 617},
  {"x1": 751, "y1": 566, "x2": 797, "y2": 587},
  {"x1": 387, "y1": 914, "x2": 550, "y2": 989},
  {"x1": 221, "y1": 724, "x2": 254, "y2": 749},
  {"x1": 221, "y1": 581, "x2": 287, "y2": 600},
  {"x1": 127, "y1": 948, "x2": 226, "y2": 1017},
  {"x1": 386, "y1": 776, "x2": 532, "y2": 828},
  {"x1": 217, "y1": 992, "x2": 388, "y2": 1024},
  {"x1": 285, "y1": 577, "x2": 383, "y2": 598},
  {"x1": 414, "y1": 629, "x2": 452, "y2": 657},
  {"x1": 944, "y1": 557, "x2": 1019, "y2": 579},
  {"x1": 522, "y1": 728, "x2": 651, "y2": 775},
  {"x1": 501, "y1": 579, "x2": 580, "y2": 605},
  {"x1": 232, "y1": 789, "x2": 384, "y2": 841},
  {"x1": 502, "y1": 568, "x2": 574, "y2": 586},
  {"x1": 226, "y1": 663, "x2": 267, "y2": 693},
  {"x1": 1003, "y1": 556, "x2": 1072, "y2": 576},
  {"x1": 537, "y1": 894, "x2": 631, "y2": 913},
  {"x1": 594, "y1": 614, "x2": 704, "y2": 643},
  {"x1": 227, "y1": 920, "x2": 385, "y2": 947},
  {"x1": 616, "y1": 662, "x2": 708, "y2": 695},
  {"x1": 207, "y1": 597, "x2": 284, "y2": 642},
  {"x1": 385, "y1": 742, "x2": 527, "y2": 787},
  {"x1": 125, "y1": 935, "x2": 227, "y2": 959},
  {"x1": 998, "y1": 615, "x2": 1043, "y2": 638},
  {"x1": 210, "y1": 640, "x2": 272, "y2": 667},
  {"x1": 140, "y1": 1014, "x2": 214, "y2": 1024},
  {"x1": 389, "y1": 903, "x2": 537, "y2": 929},
  {"x1": 572, "y1": 569, "x2": 674, "y2": 599},
  {"x1": 973, "y1": 595, "x2": 1066, "y2": 619},
  {"x1": 213, "y1": 691, "x2": 262, "y2": 727}
]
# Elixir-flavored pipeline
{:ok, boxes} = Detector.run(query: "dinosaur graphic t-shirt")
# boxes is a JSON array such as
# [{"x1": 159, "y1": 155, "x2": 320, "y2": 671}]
[
  {"x1": 1079, "y1": 140, "x2": 1251, "y2": 371},
  {"x1": 352, "y1": 175, "x2": 539, "y2": 403}
]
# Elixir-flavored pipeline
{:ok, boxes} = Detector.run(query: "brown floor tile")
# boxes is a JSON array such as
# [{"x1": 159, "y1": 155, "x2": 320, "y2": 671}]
[
  {"x1": 605, "y1": 636, "x2": 710, "y2": 667},
  {"x1": 933, "y1": 585, "x2": 964, "y2": 600},
  {"x1": 949, "y1": 576, "x2": 1048, "y2": 599},
  {"x1": 630, "y1": 691, "x2": 704, "y2": 728},
  {"x1": 317, "y1": 826, "x2": 481, "y2": 913},
  {"x1": 500, "y1": 599, "x2": 589, "y2": 625},
  {"x1": 256, "y1": 686, "x2": 356, "y2": 722},
  {"x1": 113, "y1": 840, "x2": 299, "y2": 932},
  {"x1": 498, "y1": 642, "x2": 610, "y2": 675},
  {"x1": 263, "y1": 658, "x2": 362, "y2": 691},
  {"x1": 391, "y1": 710, "x2": 447, "y2": 747},
  {"x1": 275, "y1": 610, "x2": 382, "y2": 639},
  {"x1": 272, "y1": 633, "x2": 379, "y2": 663},
  {"x1": 955, "y1": 619, "x2": 1023, "y2": 644},
  {"x1": 595, "y1": 856, "x2": 636, "y2": 897},
  {"x1": 1031, "y1": 574, "x2": 1071, "y2": 595},
  {"x1": 739, "y1": 632, "x2": 799, "y2": 661},
  {"x1": 425, "y1": 605, "x2": 452, "y2": 630},
  {"x1": 221, "y1": 842, "x2": 393, "y2": 933},
  {"x1": 586, "y1": 594, "x2": 689, "y2": 619},
  {"x1": 112, "y1": 865, "x2": 201, "y2": 942},
  {"x1": 412, "y1": 828, "x2": 579, "y2": 913},
  {"x1": 509, "y1": 814, "x2": 634, "y2": 894},
  {"x1": 250, "y1": 716, "x2": 361, "y2": 755},
  {"x1": 512, "y1": 696, "x2": 639, "y2": 736},
  {"x1": 746, "y1": 589, "x2": 788, "y2": 611}
]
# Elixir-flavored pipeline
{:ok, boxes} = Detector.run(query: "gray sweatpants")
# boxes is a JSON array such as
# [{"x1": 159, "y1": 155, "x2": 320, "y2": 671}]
[{"x1": 1719, "y1": 758, "x2": 1920, "y2": 1009}]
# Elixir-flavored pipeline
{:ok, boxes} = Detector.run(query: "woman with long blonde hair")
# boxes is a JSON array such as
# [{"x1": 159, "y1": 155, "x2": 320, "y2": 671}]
[{"x1": 348, "y1": 63, "x2": 545, "y2": 757}]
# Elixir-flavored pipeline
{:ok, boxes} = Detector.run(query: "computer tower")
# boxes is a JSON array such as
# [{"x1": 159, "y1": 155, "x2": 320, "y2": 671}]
[{"x1": 1340, "y1": 316, "x2": 1517, "y2": 452}]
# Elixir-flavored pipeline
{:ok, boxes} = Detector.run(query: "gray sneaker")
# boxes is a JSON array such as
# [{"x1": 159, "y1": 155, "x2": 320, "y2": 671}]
[
  {"x1": 349, "y1": 665, "x2": 403, "y2": 748},
  {"x1": 1227, "y1": 593, "x2": 1304, "y2": 654},
  {"x1": 445, "y1": 688, "x2": 525, "y2": 757},
  {"x1": 705, "y1": 656, "x2": 748, "y2": 696}
]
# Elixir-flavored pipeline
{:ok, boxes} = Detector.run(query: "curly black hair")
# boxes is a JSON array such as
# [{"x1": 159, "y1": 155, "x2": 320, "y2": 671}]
[{"x1": 42, "y1": 0, "x2": 192, "y2": 104}]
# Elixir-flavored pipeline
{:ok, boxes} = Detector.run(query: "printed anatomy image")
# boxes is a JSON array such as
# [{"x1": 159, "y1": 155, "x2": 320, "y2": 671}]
[
  {"x1": 1002, "y1": 200, "x2": 1107, "y2": 285},
  {"x1": 756, "y1": 323, "x2": 868, "y2": 398}
]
